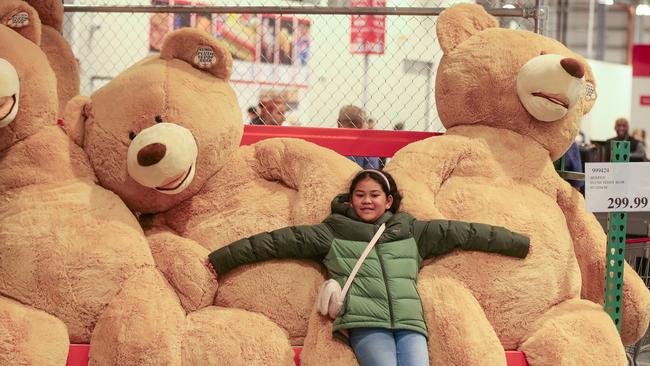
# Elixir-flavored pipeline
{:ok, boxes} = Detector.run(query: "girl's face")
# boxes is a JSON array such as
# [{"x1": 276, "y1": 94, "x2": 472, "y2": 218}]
[{"x1": 351, "y1": 178, "x2": 393, "y2": 223}]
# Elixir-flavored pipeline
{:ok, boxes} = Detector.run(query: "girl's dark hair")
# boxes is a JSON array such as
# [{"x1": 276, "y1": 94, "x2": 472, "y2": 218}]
[{"x1": 349, "y1": 170, "x2": 402, "y2": 213}]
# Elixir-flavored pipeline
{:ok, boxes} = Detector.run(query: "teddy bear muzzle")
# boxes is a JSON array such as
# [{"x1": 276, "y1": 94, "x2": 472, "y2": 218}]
[
  {"x1": 516, "y1": 53, "x2": 586, "y2": 123},
  {"x1": 0, "y1": 58, "x2": 20, "y2": 128},
  {"x1": 127, "y1": 122, "x2": 198, "y2": 195}
]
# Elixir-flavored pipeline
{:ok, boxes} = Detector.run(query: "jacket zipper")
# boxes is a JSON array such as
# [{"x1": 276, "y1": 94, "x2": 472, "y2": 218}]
[{"x1": 375, "y1": 244, "x2": 394, "y2": 327}]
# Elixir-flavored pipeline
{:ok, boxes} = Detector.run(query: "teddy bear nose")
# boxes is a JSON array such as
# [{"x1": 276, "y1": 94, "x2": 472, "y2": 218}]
[
  {"x1": 560, "y1": 58, "x2": 584, "y2": 79},
  {"x1": 137, "y1": 143, "x2": 167, "y2": 167}
]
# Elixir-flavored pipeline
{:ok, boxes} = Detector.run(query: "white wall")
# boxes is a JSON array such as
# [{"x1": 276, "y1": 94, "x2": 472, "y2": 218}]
[
  {"x1": 68, "y1": 0, "x2": 150, "y2": 95},
  {"x1": 631, "y1": 77, "x2": 650, "y2": 134},
  {"x1": 581, "y1": 59, "x2": 632, "y2": 142}
]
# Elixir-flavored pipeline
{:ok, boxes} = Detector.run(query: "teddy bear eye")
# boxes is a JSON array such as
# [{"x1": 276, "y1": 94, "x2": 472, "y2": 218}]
[
  {"x1": 155, "y1": 115, "x2": 163, "y2": 123},
  {"x1": 129, "y1": 131, "x2": 137, "y2": 140}
]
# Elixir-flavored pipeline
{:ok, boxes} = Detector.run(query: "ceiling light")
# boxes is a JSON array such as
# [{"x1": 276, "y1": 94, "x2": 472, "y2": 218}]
[
  {"x1": 503, "y1": 4, "x2": 516, "y2": 9},
  {"x1": 597, "y1": 0, "x2": 614, "y2": 5},
  {"x1": 637, "y1": 4, "x2": 650, "y2": 16}
]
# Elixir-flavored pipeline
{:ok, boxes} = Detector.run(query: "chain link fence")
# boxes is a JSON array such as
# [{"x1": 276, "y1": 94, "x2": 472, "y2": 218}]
[{"x1": 62, "y1": 1, "x2": 544, "y2": 140}]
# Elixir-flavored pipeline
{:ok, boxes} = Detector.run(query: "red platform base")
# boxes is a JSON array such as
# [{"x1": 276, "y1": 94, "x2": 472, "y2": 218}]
[
  {"x1": 67, "y1": 344, "x2": 528, "y2": 366},
  {"x1": 66, "y1": 345, "x2": 89, "y2": 366}
]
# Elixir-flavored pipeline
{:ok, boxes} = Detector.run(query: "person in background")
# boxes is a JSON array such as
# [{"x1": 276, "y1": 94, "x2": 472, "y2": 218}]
[
  {"x1": 632, "y1": 128, "x2": 648, "y2": 160},
  {"x1": 367, "y1": 118, "x2": 376, "y2": 130},
  {"x1": 554, "y1": 142, "x2": 584, "y2": 191},
  {"x1": 251, "y1": 97, "x2": 287, "y2": 126},
  {"x1": 337, "y1": 105, "x2": 380, "y2": 169},
  {"x1": 247, "y1": 106, "x2": 258, "y2": 124},
  {"x1": 380, "y1": 122, "x2": 406, "y2": 167},
  {"x1": 605, "y1": 118, "x2": 646, "y2": 162}
]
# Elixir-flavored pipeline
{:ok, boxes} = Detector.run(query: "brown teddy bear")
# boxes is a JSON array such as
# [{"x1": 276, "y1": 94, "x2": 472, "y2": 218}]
[
  {"x1": 63, "y1": 26, "x2": 359, "y2": 360},
  {"x1": 1, "y1": 7, "x2": 293, "y2": 364},
  {"x1": 0, "y1": 2, "x2": 185, "y2": 365},
  {"x1": 379, "y1": 4, "x2": 649, "y2": 366},
  {"x1": 24, "y1": 0, "x2": 80, "y2": 116},
  {"x1": 0, "y1": 6, "x2": 88, "y2": 365},
  {"x1": 301, "y1": 4, "x2": 650, "y2": 366}
]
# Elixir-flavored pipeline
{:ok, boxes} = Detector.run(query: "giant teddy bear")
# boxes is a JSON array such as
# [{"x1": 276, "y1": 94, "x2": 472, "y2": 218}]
[
  {"x1": 300, "y1": 4, "x2": 650, "y2": 366},
  {"x1": 63, "y1": 26, "x2": 360, "y2": 358},
  {"x1": 1, "y1": 4, "x2": 295, "y2": 366},
  {"x1": 25, "y1": 0, "x2": 80, "y2": 116},
  {"x1": 385, "y1": 4, "x2": 649, "y2": 366},
  {"x1": 0, "y1": 2, "x2": 171, "y2": 365}
]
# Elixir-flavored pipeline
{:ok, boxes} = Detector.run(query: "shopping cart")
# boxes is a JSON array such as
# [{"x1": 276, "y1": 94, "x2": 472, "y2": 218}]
[{"x1": 625, "y1": 238, "x2": 650, "y2": 366}]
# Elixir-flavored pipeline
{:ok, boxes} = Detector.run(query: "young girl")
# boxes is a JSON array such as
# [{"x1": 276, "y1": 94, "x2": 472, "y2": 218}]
[{"x1": 207, "y1": 169, "x2": 530, "y2": 366}]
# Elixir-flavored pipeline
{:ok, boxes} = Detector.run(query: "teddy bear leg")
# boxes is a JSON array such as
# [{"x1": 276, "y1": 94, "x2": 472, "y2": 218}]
[
  {"x1": 301, "y1": 306, "x2": 358, "y2": 366},
  {"x1": 519, "y1": 299, "x2": 626, "y2": 366},
  {"x1": 216, "y1": 261, "x2": 326, "y2": 345},
  {"x1": 0, "y1": 296, "x2": 69, "y2": 366},
  {"x1": 418, "y1": 276, "x2": 507, "y2": 366},
  {"x1": 182, "y1": 306, "x2": 295, "y2": 366},
  {"x1": 89, "y1": 268, "x2": 185, "y2": 366},
  {"x1": 619, "y1": 261, "x2": 650, "y2": 345}
]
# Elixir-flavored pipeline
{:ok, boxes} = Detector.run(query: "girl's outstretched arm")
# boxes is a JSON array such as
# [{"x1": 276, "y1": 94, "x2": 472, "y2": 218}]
[
  {"x1": 413, "y1": 219, "x2": 530, "y2": 260},
  {"x1": 208, "y1": 223, "x2": 333, "y2": 275}
]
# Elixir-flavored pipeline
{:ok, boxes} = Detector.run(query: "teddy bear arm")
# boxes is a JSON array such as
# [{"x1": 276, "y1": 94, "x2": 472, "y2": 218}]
[
  {"x1": 558, "y1": 184, "x2": 609, "y2": 300},
  {"x1": 251, "y1": 138, "x2": 356, "y2": 189},
  {"x1": 145, "y1": 226, "x2": 218, "y2": 312},
  {"x1": 251, "y1": 138, "x2": 359, "y2": 223},
  {"x1": 386, "y1": 137, "x2": 468, "y2": 220},
  {"x1": 558, "y1": 184, "x2": 650, "y2": 344},
  {"x1": 620, "y1": 261, "x2": 650, "y2": 344}
]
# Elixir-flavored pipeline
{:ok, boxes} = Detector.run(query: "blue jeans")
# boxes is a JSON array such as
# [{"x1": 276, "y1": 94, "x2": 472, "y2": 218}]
[{"x1": 349, "y1": 328, "x2": 429, "y2": 366}]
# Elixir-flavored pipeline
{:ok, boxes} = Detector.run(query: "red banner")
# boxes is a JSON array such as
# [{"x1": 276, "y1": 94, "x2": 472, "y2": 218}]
[
  {"x1": 350, "y1": 0, "x2": 386, "y2": 55},
  {"x1": 641, "y1": 95, "x2": 650, "y2": 106},
  {"x1": 632, "y1": 45, "x2": 650, "y2": 126},
  {"x1": 633, "y1": 45, "x2": 650, "y2": 77}
]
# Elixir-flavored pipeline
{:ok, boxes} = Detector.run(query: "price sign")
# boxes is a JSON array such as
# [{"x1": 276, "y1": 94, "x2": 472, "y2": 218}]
[
  {"x1": 585, "y1": 162, "x2": 650, "y2": 212},
  {"x1": 350, "y1": 0, "x2": 386, "y2": 55}
]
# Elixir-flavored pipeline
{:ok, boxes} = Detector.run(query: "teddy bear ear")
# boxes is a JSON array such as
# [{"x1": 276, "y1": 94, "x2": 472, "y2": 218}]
[
  {"x1": 63, "y1": 95, "x2": 92, "y2": 147},
  {"x1": 0, "y1": 0, "x2": 42, "y2": 46},
  {"x1": 24, "y1": 0, "x2": 63, "y2": 33},
  {"x1": 160, "y1": 28, "x2": 233, "y2": 80},
  {"x1": 436, "y1": 3, "x2": 499, "y2": 54}
]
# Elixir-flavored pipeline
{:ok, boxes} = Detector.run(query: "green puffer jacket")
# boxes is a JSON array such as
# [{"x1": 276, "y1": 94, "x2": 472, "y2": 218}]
[{"x1": 209, "y1": 194, "x2": 529, "y2": 344}]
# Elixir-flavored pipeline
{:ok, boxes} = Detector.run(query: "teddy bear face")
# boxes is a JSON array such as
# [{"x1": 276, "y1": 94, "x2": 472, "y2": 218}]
[
  {"x1": 0, "y1": 4, "x2": 57, "y2": 152},
  {"x1": 436, "y1": 22, "x2": 596, "y2": 161},
  {"x1": 83, "y1": 47, "x2": 243, "y2": 213}
]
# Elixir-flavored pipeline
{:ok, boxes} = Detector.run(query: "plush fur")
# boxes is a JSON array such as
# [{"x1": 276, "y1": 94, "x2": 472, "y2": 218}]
[
  {"x1": 0, "y1": 3, "x2": 186, "y2": 365},
  {"x1": 63, "y1": 27, "x2": 359, "y2": 362},
  {"x1": 389, "y1": 4, "x2": 644, "y2": 365},
  {"x1": 0, "y1": 297, "x2": 69, "y2": 366},
  {"x1": 25, "y1": 0, "x2": 80, "y2": 117},
  {"x1": 302, "y1": 4, "x2": 650, "y2": 366}
]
